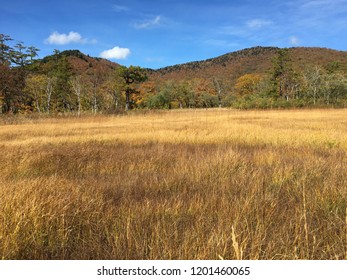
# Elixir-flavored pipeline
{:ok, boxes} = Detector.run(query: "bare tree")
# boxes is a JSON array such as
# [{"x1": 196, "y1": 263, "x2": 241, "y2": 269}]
[
  {"x1": 45, "y1": 76, "x2": 56, "y2": 114},
  {"x1": 71, "y1": 75, "x2": 82, "y2": 116},
  {"x1": 213, "y1": 78, "x2": 224, "y2": 108},
  {"x1": 303, "y1": 66, "x2": 323, "y2": 105}
]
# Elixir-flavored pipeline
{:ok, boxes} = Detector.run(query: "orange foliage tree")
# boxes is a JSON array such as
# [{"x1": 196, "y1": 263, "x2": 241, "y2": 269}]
[{"x1": 234, "y1": 73, "x2": 262, "y2": 96}]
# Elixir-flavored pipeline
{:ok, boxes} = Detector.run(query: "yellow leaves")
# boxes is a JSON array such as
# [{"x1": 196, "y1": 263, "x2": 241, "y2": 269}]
[
  {"x1": 235, "y1": 73, "x2": 262, "y2": 96},
  {"x1": 135, "y1": 81, "x2": 157, "y2": 106},
  {"x1": 25, "y1": 74, "x2": 47, "y2": 92}
]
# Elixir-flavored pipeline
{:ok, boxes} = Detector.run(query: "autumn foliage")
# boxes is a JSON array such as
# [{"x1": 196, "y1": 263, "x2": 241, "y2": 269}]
[{"x1": 1, "y1": 34, "x2": 347, "y2": 114}]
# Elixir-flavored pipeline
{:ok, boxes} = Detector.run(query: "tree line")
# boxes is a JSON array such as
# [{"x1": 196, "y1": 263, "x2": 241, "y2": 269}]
[
  {"x1": 142, "y1": 49, "x2": 347, "y2": 109},
  {"x1": 1, "y1": 34, "x2": 347, "y2": 115},
  {"x1": 0, "y1": 34, "x2": 147, "y2": 114}
]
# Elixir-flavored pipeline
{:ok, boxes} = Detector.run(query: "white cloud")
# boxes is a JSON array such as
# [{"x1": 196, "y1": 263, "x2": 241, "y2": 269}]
[
  {"x1": 100, "y1": 46, "x2": 131, "y2": 60},
  {"x1": 301, "y1": 0, "x2": 340, "y2": 8},
  {"x1": 45, "y1": 31, "x2": 87, "y2": 45},
  {"x1": 134, "y1": 16, "x2": 161, "y2": 29},
  {"x1": 112, "y1": 5, "x2": 129, "y2": 12},
  {"x1": 246, "y1": 19, "x2": 272, "y2": 29},
  {"x1": 290, "y1": 36, "x2": 300, "y2": 46}
]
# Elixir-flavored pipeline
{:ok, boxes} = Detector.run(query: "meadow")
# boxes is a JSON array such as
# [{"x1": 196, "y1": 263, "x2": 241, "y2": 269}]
[{"x1": 0, "y1": 109, "x2": 346, "y2": 260}]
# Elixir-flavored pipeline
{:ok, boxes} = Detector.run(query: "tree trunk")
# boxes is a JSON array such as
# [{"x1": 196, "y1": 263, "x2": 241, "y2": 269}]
[
  {"x1": 93, "y1": 96, "x2": 97, "y2": 114},
  {"x1": 125, "y1": 90, "x2": 130, "y2": 111},
  {"x1": 46, "y1": 81, "x2": 52, "y2": 114},
  {"x1": 113, "y1": 90, "x2": 119, "y2": 110},
  {"x1": 77, "y1": 95, "x2": 81, "y2": 117},
  {"x1": 36, "y1": 99, "x2": 41, "y2": 113},
  {"x1": 71, "y1": 76, "x2": 82, "y2": 116},
  {"x1": 93, "y1": 85, "x2": 97, "y2": 114},
  {"x1": 213, "y1": 78, "x2": 223, "y2": 108}
]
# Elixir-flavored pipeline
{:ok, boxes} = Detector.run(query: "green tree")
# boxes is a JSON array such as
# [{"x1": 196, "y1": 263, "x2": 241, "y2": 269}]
[
  {"x1": 11, "y1": 42, "x2": 30, "y2": 67},
  {"x1": 0, "y1": 36, "x2": 31, "y2": 113},
  {"x1": 52, "y1": 54, "x2": 73, "y2": 112},
  {"x1": 174, "y1": 81, "x2": 194, "y2": 108},
  {"x1": 0, "y1": 34, "x2": 42, "y2": 113},
  {"x1": 146, "y1": 82, "x2": 172, "y2": 109},
  {"x1": 118, "y1": 66, "x2": 147, "y2": 110},
  {"x1": 27, "y1": 46, "x2": 40, "y2": 64},
  {"x1": 270, "y1": 48, "x2": 293, "y2": 99},
  {"x1": 0, "y1": 34, "x2": 13, "y2": 65},
  {"x1": 324, "y1": 72, "x2": 347, "y2": 105}
]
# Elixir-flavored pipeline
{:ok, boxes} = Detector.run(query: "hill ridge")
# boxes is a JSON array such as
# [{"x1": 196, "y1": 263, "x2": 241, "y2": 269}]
[
  {"x1": 35, "y1": 46, "x2": 347, "y2": 82},
  {"x1": 148, "y1": 46, "x2": 347, "y2": 82},
  {"x1": 156, "y1": 46, "x2": 347, "y2": 71}
]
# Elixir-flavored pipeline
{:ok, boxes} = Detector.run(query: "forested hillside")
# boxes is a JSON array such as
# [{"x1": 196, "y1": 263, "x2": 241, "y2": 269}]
[
  {"x1": 145, "y1": 47, "x2": 347, "y2": 109},
  {"x1": 151, "y1": 47, "x2": 347, "y2": 82},
  {"x1": 1, "y1": 33, "x2": 347, "y2": 114}
]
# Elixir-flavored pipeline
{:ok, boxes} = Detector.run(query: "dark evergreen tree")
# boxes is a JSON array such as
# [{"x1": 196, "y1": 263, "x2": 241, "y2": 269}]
[
  {"x1": 0, "y1": 34, "x2": 13, "y2": 66},
  {"x1": 53, "y1": 54, "x2": 73, "y2": 111},
  {"x1": 118, "y1": 66, "x2": 147, "y2": 110},
  {"x1": 270, "y1": 48, "x2": 293, "y2": 99}
]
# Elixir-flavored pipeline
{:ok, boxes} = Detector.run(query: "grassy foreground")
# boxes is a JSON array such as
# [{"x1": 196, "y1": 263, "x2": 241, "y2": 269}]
[{"x1": 0, "y1": 109, "x2": 347, "y2": 260}]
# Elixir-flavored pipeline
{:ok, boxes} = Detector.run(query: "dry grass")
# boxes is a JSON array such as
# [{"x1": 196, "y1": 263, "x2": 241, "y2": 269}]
[{"x1": 0, "y1": 109, "x2": 346, "y2": 259}]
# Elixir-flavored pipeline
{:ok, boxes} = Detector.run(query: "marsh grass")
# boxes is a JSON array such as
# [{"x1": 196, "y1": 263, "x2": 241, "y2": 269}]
[{"x1": 0, "y1": 109, "x2": 346, "y2": 259}]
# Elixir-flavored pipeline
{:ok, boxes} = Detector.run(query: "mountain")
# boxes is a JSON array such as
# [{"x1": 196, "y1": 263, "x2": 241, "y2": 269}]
[
  {"x1": 36, "y1": 49, "x2": 121, "y2": 76},
  {"x1": 5, "y1": 46, "x2": 347, "y2": 114},
  {"x1": 148, "y1": 46, "x2": 347, "y2": 83},
  {"x1": 34, "y1": 47, "x2": 347, "y2": 83}
]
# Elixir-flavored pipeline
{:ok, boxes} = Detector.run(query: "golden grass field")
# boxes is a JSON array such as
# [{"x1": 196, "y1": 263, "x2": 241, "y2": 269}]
[{"x1": 0, "y1": 109, "x2": 346, "y2": 259}]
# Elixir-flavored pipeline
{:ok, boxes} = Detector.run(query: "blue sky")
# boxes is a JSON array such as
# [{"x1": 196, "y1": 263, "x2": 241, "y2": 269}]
[{"x1": 1, "y1": 0, "x2": 347, "y2": 69}]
